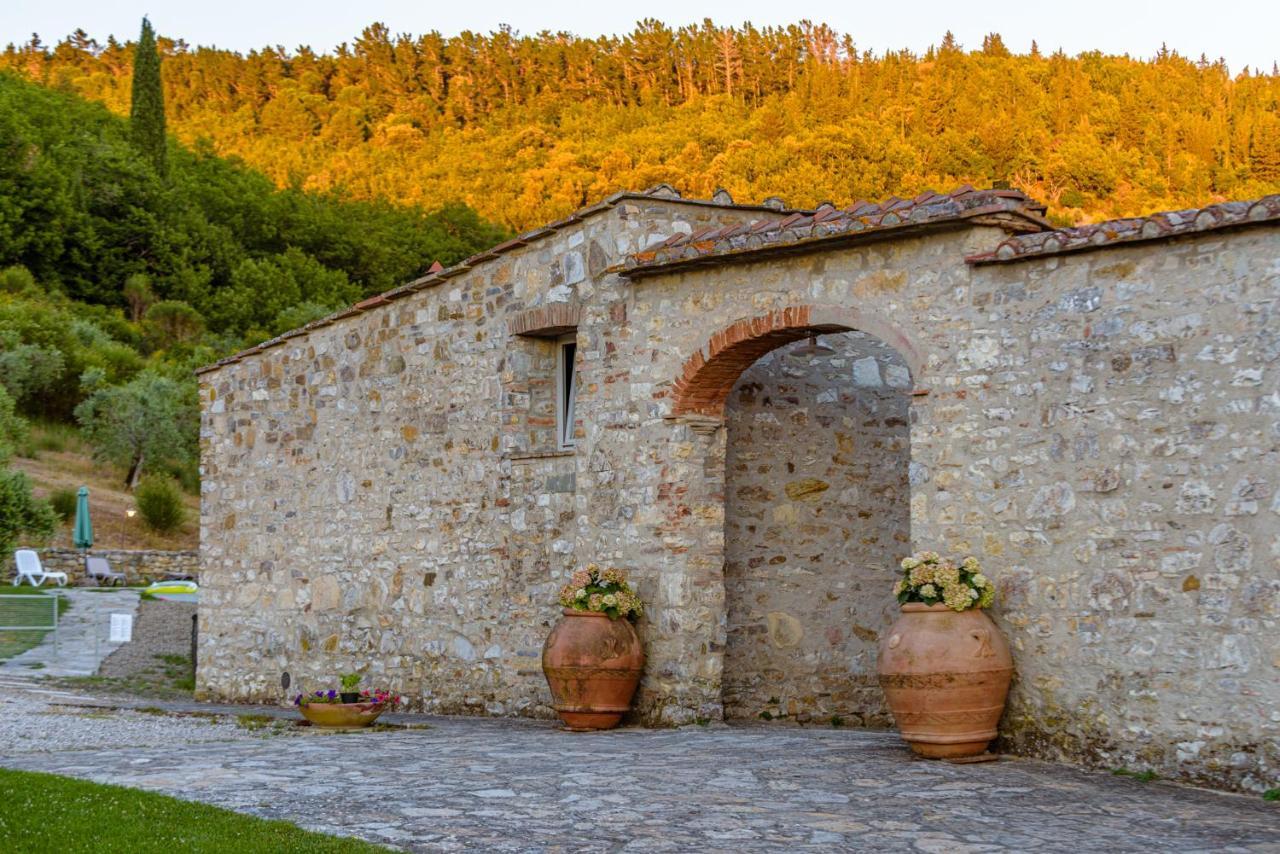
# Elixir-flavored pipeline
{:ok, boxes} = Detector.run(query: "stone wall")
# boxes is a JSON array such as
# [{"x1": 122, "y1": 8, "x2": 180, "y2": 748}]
[
  {"x1": 597, "y1": 225, "x2": 1278, "y2": 791},
  {"x1": 722, "y1": 333, "x2": 909, "y2": 723},
  {"x1": 965, "y1": 231, "x2": 1280, "y2": 793},
  {"x1": 195, "y1": 195, "x2": 776, "y2": 717},
  {"x1": 20, "y1": 549, "x2": 199, "y2": 585},
  {"x1": 199, "y1": 192, "x2": 1279, "y2": 793}
]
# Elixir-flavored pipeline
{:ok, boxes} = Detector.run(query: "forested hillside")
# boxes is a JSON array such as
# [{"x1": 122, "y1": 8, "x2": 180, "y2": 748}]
[
  {"x1": 0, "y1": 66, "x2": 506, "y2": 552},
  {"x1": 0, "y1": 72, "x2": 505, "y2": 335},
  {"x1": 5, "y1": 22, "x2": 1280, "y2": 230},
  {"x1": 3, "y1": 18, "x2": 1279, "y2": 554}
]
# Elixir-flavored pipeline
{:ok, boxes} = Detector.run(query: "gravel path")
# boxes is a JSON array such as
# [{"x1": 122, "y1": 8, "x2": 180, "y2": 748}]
[
  {"x1": 97, "y1": 600, "x2": 196, "y2": 678},
  {"x1": 0, "y1": 676, "x2": 294, "y2": 753}
]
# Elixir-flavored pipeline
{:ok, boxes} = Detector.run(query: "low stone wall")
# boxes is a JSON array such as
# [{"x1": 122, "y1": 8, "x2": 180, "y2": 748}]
[{"x1": 13, "y1": 549, "x2": 200, "y2": 586}]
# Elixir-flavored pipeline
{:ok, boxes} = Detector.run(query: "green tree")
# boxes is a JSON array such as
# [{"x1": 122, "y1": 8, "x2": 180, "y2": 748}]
[
  {"x1": 0, "y1": 468, "x2": 56, "y2": 555},
  {"x1": 0, "y1": 294, "x2": 144, "y2": 419},
  {"x1": 122, "y1": 273, "x2": 155, "y2": 322},
  {"x1": 142, "y1": 300, "x2": 205, "y2": 351},
  {"x1": 0, "y1": 386, "x2": 54, "y2": 555},
  {"x1": 0, "y1": 329, "x2": 65, "y2": 407},
  {"x1": 0, "y1": 384, "x2": 28, "y2": 459},
  {"x1": 129, "y1": 17, "x2": 167, "y2": 176},
  {"x1": 271, "y1": 301, "x2": 336, "y2": 335},
  {"x1": 207, "y1": 248, "x2": 360, "y2": 337},
  {"x1": 0, "y1": 266, "x2": 41, "y2": 297},
  {"x1": 74, "y1": 370, "x2": 195, "y2": 488}
]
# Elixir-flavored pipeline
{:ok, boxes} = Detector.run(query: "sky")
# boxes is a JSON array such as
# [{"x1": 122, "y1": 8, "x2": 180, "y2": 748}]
[{"x1": 6, "y1": 0, "x2": 1279, "y2": 74}]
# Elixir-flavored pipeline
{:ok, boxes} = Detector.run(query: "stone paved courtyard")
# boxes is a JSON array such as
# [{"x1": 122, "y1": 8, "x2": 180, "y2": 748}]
[{"x1": 1, "y1": 681, "x2": 1277, "y2": 852}]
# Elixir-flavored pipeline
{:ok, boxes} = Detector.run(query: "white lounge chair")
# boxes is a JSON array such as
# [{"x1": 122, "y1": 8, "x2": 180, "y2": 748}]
[
  {"x1": 86, "y1": 555, "x2": 126, "y2": 586},
  {"x1": 12, "y1": 549, "x2": 68, "y2": 587}
]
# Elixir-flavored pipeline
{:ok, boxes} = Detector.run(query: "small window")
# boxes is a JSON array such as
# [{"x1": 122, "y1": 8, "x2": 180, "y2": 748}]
[{"x1": 556, "y1": 334, "x2": 578, "y2": 449}]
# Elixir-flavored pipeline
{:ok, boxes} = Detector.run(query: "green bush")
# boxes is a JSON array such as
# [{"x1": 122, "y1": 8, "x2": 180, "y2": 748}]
[
  {"x1": 0, "y1": 386, "x2": 26, "y2": 461},
  {"x1": 49, "y1": 488, "x2": 77, "y2": 522},
  {"x1": 134, "y1": 475, "x2": 186, "y2": 532},
  {"x1": 0, "y1": 265, "x2": 41, "y2": 297},
  {"x1": 0, "y1": 468, "x2": 56, "y2": 554},
  {"x1": 162, "y1": 457, "x2": 201, "y2": 495}
]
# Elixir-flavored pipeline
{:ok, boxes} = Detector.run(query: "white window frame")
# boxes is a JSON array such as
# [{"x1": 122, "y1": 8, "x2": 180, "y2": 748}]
[{"x1": 555, "y1": 334, "x2": 578, "y2": 450}]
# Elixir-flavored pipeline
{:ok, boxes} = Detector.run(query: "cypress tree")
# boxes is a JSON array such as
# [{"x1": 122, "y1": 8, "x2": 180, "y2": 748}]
[{"x1": 130, "y1": 17, "x2": 167, "y2": 176}]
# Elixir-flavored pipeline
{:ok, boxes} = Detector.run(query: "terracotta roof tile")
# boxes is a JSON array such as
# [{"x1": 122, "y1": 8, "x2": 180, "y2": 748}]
[
  {"x1": 619, "y1": 186, "x2": 1051, "y2": 277},
  {"x1": 967, "y1": 194, "x2": 1280, "y2": 264}
]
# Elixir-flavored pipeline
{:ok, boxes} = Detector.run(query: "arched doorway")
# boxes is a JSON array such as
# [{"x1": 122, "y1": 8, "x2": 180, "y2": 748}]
[
  {"x1": 721, "y1": 332, "x2": 910, "y2": 724},
  {"x1": 670, "y1": 306, "x2": 919, "y2": 725}
]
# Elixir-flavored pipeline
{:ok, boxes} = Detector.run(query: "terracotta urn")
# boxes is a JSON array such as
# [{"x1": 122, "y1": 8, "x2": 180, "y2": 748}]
[
  {"x1": 542, "y1": 609, "x2": 644, "y2": 731},
  {"x1": 877, "y1": 603, "x2": 1013, "y2": 758},
  {"x1": 297, "y1": 701, "x2": 388, "y2": 729}
]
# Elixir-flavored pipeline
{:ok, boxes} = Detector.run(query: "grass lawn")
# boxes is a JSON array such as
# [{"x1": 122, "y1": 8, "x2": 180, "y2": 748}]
[
  {"x1": 0, "y1": 587, "x2": 70, "y2": 662},
  {"x1": 0, "y1": 768, "x2": 392, "y2": 853}
]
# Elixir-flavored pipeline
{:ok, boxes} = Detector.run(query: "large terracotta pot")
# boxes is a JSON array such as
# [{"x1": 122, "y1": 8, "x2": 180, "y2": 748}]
[
  {"x1": 297, "y1": 701, "x2": 388, "y2": 729},
  {"x1": 542, "y1": 609, "x2": 644, "y2": 731},
  {"x1": 877, "y1": 603, "x2": 1013, "y2": 758}
]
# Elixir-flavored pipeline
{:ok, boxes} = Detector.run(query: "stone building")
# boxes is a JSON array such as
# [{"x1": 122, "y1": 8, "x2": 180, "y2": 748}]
[{"x1": 197, "y1": 185, "x2": 1280, "y2": 791}]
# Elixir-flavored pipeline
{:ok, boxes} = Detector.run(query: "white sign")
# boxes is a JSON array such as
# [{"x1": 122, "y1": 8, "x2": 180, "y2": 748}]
[{"x1": 109, "y1": 613, "x2": 133, "y2": 643}]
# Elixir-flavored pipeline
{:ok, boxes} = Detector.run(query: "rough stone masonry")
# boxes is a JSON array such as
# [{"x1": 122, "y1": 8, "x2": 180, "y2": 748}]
[{"x1": 197, "y1": 185, "x2": 1280, "y2": 792}]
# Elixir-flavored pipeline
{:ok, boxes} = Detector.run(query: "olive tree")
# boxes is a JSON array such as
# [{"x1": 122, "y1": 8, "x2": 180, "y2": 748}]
[{"x1": 74, "y1": 370, "x2": 196, "y2": 488}]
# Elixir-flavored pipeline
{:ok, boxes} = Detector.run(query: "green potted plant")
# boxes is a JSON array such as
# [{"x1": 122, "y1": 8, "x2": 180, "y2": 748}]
[{"x1": 339, "y1": 672, "x2": 361, "y2": 704}]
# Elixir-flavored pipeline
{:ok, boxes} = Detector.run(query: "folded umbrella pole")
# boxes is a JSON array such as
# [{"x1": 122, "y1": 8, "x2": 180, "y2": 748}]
[{"x1": 73, "y1": 486, "x2": 94, "y2": 580}]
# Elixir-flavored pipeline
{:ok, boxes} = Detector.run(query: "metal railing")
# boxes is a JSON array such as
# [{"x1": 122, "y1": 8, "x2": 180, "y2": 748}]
[{"x1": 0, "y1": 592, "x2": 60, "y2": 660}]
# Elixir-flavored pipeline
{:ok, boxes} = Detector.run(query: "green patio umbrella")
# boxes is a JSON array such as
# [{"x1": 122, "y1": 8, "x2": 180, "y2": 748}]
[{"x1": 73, "y1": 487, "x2": 93, "y2": 573}]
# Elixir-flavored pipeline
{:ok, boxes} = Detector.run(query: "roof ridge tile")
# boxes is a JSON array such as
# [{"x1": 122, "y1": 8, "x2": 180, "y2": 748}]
[{"x1": 967, "y1": 192, "x2": 1280, "y2": 265}]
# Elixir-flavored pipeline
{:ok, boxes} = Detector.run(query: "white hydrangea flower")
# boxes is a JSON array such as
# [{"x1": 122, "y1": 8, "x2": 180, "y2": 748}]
[
  {"x1": 575, "y1": 588, "x2": 587, "y2": 599},
  {"x1": 920, "y1": 583, "x2": 937, "y2": 598},
  {"x1": 972, "y1": 573, "x2": 988, "y2": 588}
]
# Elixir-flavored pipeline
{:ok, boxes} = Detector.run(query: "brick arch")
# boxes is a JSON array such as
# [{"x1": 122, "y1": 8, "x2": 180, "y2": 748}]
[{"x1": 671, "y1": 305, "x2": 924, "y2": 417}]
